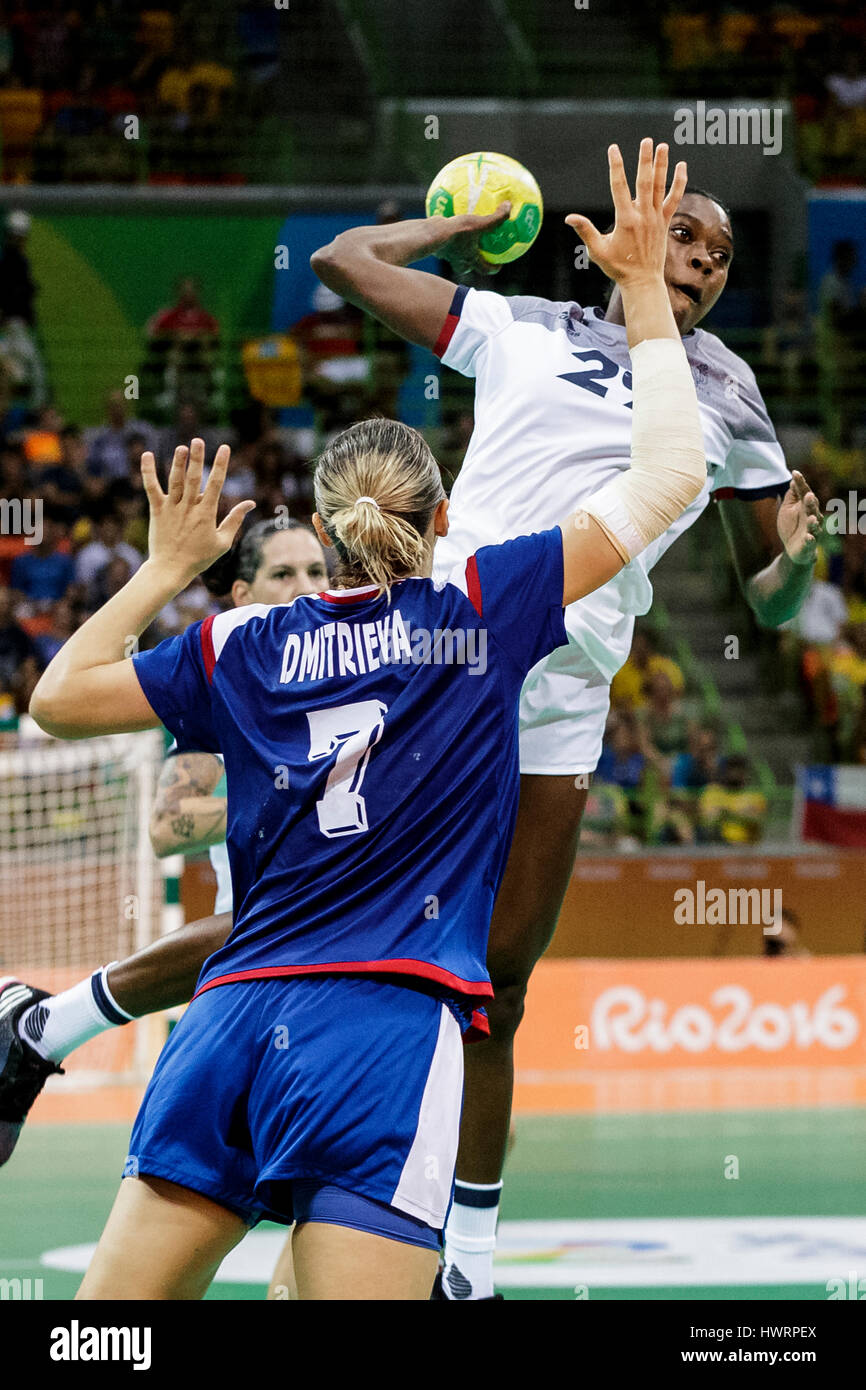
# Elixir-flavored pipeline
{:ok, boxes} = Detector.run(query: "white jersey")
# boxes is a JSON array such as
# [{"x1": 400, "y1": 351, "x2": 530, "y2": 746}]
[{"x1": 431, "y1": 287, "x2": 790, "y2": 681}]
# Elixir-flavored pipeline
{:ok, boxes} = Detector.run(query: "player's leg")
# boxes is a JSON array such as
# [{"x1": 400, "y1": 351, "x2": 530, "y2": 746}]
[
  {"x1": 440, "y1": 772, "x2": 588, "y2": 1299},
  {"x1": 77, "y1": 1174, "x2": 247, "y2": 1301},
  {"x1": 460, "y1": 774, "x2": 588, "y2": 1178},
  {"x1": 0, "y1": 914, "x2": 233, "y2": 1167},
  {"x1": 251, "y1": 976, "x2": 462, "y2": 1300},
  {"x1": 267, "y1": 1234, "x2": 298, "y2": 1299},
  {"x1": 292, "y1": 1219, "x2": 438, "y2": 1301},
  {"x1": 78, "y1": 982, "x2": 263, "y2": 1298}
]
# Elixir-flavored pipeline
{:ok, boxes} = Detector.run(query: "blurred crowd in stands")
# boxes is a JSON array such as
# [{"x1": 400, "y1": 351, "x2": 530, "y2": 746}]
[
  {"x1": 0, "y1": 193, "x2": 421, "y2": 737},
  {"x1": 660, "y1": 1, "x2": 866, "y2": 184},
  {"x1": 0, "y1": 4, "x2": 864, "y2": 186},
  {"x1": 581, "y1": 629, "x2": 771, "y2": 851},
  {"x1": 0, "y1": 2, "x2": 275, "y2": 184}
]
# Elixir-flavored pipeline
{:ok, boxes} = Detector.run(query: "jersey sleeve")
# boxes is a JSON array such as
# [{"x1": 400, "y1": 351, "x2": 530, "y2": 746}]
[
  {"x1": 132, "y1": 621, "x2": 219, "y2": 753},
  {"x1": 433, "y1": 286, "x2": 515, "y2": 376},
  {"x1": 446, "y1": 527, "x2": 568, "y2": 677},
  {"x1": 710, "y1": 362, "x2": 791, "y2": 502}
]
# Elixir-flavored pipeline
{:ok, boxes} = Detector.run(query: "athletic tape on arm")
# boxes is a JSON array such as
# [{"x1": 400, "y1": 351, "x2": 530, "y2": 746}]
[{"x1": 581, "y1": 338, "x2": 706, "y2": 561}]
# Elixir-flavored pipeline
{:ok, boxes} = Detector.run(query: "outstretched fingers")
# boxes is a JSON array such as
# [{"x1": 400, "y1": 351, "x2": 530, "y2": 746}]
[
  {"x1": 662, "y1": 158, "x2": 689, "y2": 220},
  {"x1": 633, "y1": 136, "x2": 655, "y2": 206},
  {"x1": 166, "y1": 444, "x2": 188, "y2": 503},
  {"x1": 202, "y1": 442, "x2": 231, "y2": 507},
  {"x1": 606, "y1": 144, "x2": 632, "y2": 219},
  {"x1": 791, "y1": 470, "x2": 822, "y2": 522},
  {"x1": 139, "y1": 451, "x2": 164, "y2": 512},
  {"x1": 184, "y1": 436, "x2": 206, "y2": 500},
  {"x1": 651, "y1": 143, "x2": 669, "y2": 209},
  {"x1": 216, "y1": 499, "x2": 257, "y2": 548}
]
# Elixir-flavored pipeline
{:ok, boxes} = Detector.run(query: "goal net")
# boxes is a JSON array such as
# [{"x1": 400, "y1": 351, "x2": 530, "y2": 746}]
[{"x1": 0, "y1": 730, "x2": 164, "y2": 1088}]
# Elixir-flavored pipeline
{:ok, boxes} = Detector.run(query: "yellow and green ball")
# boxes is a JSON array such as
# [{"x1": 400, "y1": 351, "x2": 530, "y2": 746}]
[{"x1": 425, "y1": 151, "x2": 543, "y2": 265}]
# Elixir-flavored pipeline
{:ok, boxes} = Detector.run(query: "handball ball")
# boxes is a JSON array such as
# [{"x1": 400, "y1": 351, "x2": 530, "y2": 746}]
[{"x1": 425, "y1": 151, "x2": 543, "y2": 265}]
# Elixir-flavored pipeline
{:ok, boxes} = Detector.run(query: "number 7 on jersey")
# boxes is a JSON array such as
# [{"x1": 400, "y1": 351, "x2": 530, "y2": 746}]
[{"x1": 306, "y1": 699, "x2": 387, "y2": 838}]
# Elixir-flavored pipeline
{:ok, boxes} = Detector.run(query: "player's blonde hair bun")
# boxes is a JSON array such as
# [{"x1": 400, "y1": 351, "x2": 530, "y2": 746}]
[{"x1": 314, "y1": 419, "x2": 446, "y2": 599}]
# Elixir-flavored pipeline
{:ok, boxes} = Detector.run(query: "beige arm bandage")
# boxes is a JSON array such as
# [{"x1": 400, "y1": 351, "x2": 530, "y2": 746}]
[{"x1": 581, "y1": 337, "x2": 707, "y2": 563}]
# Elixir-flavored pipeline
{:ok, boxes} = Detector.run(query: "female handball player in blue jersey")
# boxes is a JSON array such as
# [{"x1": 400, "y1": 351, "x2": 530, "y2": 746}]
[{"x1": 30, "y1": 143, "x2": 731, "y2": 1300}]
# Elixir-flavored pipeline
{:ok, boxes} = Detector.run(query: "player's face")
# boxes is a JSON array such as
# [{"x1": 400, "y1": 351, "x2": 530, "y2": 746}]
[
  {"x1": 238, "y1": 530, "x2": 328, "y2": 606},
  {"x1": 664, "y1": 193, "x2": 734, "y2": 334}
]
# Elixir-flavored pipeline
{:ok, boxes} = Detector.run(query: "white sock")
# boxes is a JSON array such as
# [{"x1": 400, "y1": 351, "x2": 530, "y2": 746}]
[
  {"x1": 17, "y1": 964, "x2": 136, "y2": 1063},
  {"x1": 442, "y1": 1180, "x2": 502, "y2": 1300}
]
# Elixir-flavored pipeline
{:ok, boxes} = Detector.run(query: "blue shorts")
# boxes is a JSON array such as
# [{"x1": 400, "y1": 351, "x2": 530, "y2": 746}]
[{"x1": 126, "y1": 974, "x2": 465, "y2": 1241}]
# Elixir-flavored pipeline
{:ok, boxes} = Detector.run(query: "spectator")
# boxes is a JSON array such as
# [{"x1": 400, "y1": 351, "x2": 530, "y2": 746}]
[
  {"x1": 147, "y1": 276, "x2": 220, "y2": 343},
  {"x1": 9, "y1": 507, "x2": 73, "y2": 606},
  {"x1": 89, "y1": 553, "x2": 135, "y2": 611},
  {"x1": 30, "y1": 423, "x2": 105, "y2": 521},
  {"x1": 817, "y1": 238, "x2": 866, "y2": 445},
  {"x1": 671, "y1": 725, "x2": 722, "y2": 793},
  {"x1": 22, "y1": 403, "x2": 64, "y2": 467},
  {"x1": 253, "y1": 436, "x2": 313, "y2": 516},
  {"x1": 637, "y1": 669, "x2": 694, "y2": 757},
  {"x1": 579, "y1": 781, "x2": 634, "y2": 851},
  {"x1": 33, "y1": 592, "x2": 77, "y2": 665},
  {"x1": 763, "y1": 907, "x2": 811, "y2": 959},
  {"x1": 0, "y1": 309, "x2": 48, "y2": 413},
  {"x1": 0, "y1": 582, "x2": 40, "y2": 691},
  {"x1": 106, "y1": 473, "x2": 149, "y2": 555},
  {"x1": 698, "y1": 754, "x2": 768, "y2": 845},
  {"x1": 73, "y1": 505, "x2": 142, "y2": 598},
  {"x1": 0, "y1": 442, "x2": 34, "y2": 584},
  {"x1": 146, "y1": 278, "x2": 221, "y2": 418},
  {"x1": 596, "y1": 711, "x2": 650, "y2": 792},
  {"x1": 610, "y1": 629, "x2": 685, "y2": 710},
  {"x1": 0, "y1": 209, "x2": 37, "y2": 326},
  {"x1": 84, "y1": 390, "x2": 158, "y2": 482},
  {"x1": 292, "y1": 283, "x2": 370, "y2": 433},
  {"x1": 155, "y1": 400, "x2": 225, "y2": 475},
  {"x1": 790, "y1": 576, "x2": 849, "y2": 646},
  {"x1": 825, "y1": 49, "x2": 866, "y2": 114},
  {"x1": 155, "y1": 53, "x2": 234, "y2": 124},
  {"x1": 827, "y1": 621, "x2": 866, "y2": 756}
]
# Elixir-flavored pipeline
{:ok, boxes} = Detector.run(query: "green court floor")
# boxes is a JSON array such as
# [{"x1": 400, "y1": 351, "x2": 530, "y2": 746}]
[{"x1": 2, "y1": 1109, "x2": 864, "y2": 1300}]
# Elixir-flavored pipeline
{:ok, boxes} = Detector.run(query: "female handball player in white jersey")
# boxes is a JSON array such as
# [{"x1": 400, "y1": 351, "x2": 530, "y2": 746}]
[
  {"x1": 21, "y1": 142, "x2": 731, "y2": 1301},
  {"x1": 309, "y1": 138, "x2": 822, "y2": 1298}
]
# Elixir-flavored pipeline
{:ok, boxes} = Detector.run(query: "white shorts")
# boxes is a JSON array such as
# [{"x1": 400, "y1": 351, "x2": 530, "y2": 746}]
[{"x1": 518, "y1": 642, "x2": 613, "y2": 777}]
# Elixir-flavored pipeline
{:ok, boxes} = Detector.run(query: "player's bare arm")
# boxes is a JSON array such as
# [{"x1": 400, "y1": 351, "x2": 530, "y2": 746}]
[
  {"x1": 310, "y1": 206, "x2": 509, "y2": 351},
  {"x1": 150, "y1": 752, "x2": 227, "y2": 857},
  {"x1": 716, "y1": 473, "x2": 822, "y2": 628},
  {"x1": 29, "y1": 440, "x2": 254, "y2": 738},
  {"x1": 557, "y1": 140, "x2": 704, "y2": 606}
]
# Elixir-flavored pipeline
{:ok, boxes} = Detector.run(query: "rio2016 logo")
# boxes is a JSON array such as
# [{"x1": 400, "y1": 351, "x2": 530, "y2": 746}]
[{"x1": 590, "y1": 984, "x2": 859, "y2": 1054}]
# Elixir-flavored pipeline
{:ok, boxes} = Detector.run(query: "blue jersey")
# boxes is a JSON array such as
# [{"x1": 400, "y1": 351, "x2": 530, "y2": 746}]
[{"x1": 132, "y1": 529, "x2": 567, "y2": 1018}]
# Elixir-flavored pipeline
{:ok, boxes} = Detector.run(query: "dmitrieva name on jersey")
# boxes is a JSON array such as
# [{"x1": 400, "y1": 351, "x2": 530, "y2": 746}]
[
  {"x1": 279, "y1": 613, "x2": 488, "y2": 683},
  {"x1": 50, "y1": 1320, "x2": 152, "y2": 1371},
  {"x1": 674, "y1": 101, "x2": 783, "y2": 156}
]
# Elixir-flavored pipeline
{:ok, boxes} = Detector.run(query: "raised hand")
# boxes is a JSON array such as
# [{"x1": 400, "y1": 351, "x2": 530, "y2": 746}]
[
  {"x1": 436, "y1": 202, "x2": 512, "y2": 278},
  {"x1": 141, "y1": 438, "x2": 256, "y2": 587},
  {"x1": 777, "y1": 470, "x2": 822, "y2": 565},
  {"x1": 565, "y1": 139, "x2": 687, "y2": 285}
]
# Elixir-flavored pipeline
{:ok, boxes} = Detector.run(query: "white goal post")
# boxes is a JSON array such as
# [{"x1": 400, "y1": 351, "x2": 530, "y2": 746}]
[{"x1": 0, "y1": 729, "x2": 165, "y2": 1087}]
